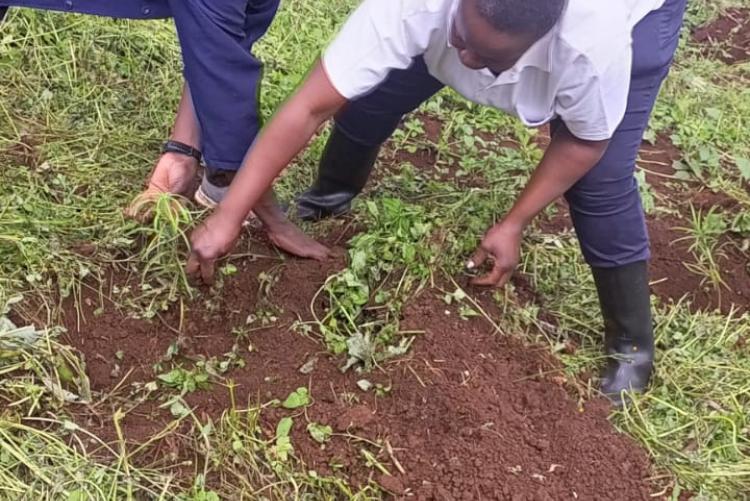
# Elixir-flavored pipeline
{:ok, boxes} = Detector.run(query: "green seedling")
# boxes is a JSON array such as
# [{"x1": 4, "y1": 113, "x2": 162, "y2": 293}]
[
  {"x1": 307, "y1": 422, "x2": 333, "y2": 444},
  {"x1": 282, "y1": 387, "x2": 311, "y2": 409}
]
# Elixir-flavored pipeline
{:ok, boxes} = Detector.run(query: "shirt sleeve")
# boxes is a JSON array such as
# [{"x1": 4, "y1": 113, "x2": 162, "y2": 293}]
[
  {"x1": 322, "y1": 0, "x2": 427, "y2": 100},
  {"x1": 555, "y1": 52, "x2": 632, "y2": 141}
]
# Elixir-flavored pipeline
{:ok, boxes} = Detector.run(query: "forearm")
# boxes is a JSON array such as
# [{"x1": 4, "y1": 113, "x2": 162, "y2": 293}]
[
  {"x1": 504, "y1": 126, "x2": 609, "y2": 230},
  {"x1": 214, "y1": 63, "x2": 345, "y2": 227},
  {"x1": 216, "y1": 100, "x2": 331, "y2": 226},
  {"x1": 170, "y1": 83, "x2": 201, "y2": 148}
]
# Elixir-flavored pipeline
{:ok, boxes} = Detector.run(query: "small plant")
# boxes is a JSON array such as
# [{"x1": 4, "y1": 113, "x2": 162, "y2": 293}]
[
  {"x1": 157, "y1": 366, "x2": 210, "y2": 394},
  {"x1": 282, "y1": 387, "x2": 311, "y2": 409},
  {"x1": 676, "y1": 206, "x2": 728, "y2": 291},
  {"x1": 314, "y1": 197, "x2": 433, "y2": 369},
  {"x1": 307, "y1": 422, "x2": 333, "y2": 444}
]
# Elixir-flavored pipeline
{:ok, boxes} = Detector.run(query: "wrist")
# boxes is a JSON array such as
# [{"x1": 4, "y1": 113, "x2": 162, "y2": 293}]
[
  {"x1": 213, "y1": 203, "x2": 246, "y2": 230},
  {"x1": 498, "y1": 216, "x2": 527, "y2": 234},
  {"x1": 161, "y1": 150, "x2": 198, "y2": 166},
  {"x1": 162, "y1": 140, "x2": 201, "y2": 163}
]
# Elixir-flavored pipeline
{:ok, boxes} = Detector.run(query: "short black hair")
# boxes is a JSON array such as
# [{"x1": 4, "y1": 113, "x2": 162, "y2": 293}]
[{"x1": 475, "y1": 0, "x2": 566, "y2": 39}]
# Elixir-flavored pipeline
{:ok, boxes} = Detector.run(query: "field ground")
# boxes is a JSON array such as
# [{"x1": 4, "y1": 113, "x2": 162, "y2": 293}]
[{"x1": 1, "y1": 1, "x2": 749, "y2": 499}]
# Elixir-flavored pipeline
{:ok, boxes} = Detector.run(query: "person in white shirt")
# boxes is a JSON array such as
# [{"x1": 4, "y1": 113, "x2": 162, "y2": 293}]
[{"x1": 186, "y1": 0, "x2": 687, "y2": 406}]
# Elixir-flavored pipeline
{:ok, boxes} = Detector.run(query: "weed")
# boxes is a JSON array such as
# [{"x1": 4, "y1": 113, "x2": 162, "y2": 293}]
[{"x1": 676, "y1": 206, "x2": 729, "y2": 292}]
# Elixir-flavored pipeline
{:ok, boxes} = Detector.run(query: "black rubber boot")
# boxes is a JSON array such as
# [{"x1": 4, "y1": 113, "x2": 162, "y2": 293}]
[
  {"x1": 296, "y1": 126, "x2": 380, "y2": 221},
  {"x1": 591, "y1": 261, "x2": 654, "y2": 406}
]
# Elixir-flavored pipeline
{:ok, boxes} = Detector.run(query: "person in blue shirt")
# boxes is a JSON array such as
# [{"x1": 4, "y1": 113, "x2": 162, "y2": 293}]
[{"x1": 0, "y1": 0, "x2": 280, "y2": 206}]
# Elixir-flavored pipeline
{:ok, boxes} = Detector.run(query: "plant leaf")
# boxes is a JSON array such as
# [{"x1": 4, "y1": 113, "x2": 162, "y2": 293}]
[
  {"x1": 307, "y1": 422, "x2": 333, "y2": 443},
  {"x1": 735, "y1": 157, "x2": 750, "y2": 180},
  {"x1": 299, "y1": 356, "x2": 318, "y2": 375},
  {"x1": 276, "y1": 416, "x2": 294, "y2": 438},
  {"x1": 282, "y1": 387, "x2": 311, "y2": 409}
]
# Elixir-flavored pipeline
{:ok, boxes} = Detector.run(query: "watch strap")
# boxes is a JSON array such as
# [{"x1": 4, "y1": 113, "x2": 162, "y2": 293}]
[{"x1": 162, "y1": 140, "x2": 202, "y2": 162}]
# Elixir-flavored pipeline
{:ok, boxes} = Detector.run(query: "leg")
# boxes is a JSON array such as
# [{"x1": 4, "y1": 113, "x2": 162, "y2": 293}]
[
  {"x1": 563, "y1": 0, "x2": 687, "y2": 405},
  {"x1": 166, "y1": 0, "x2": 280, "y2": 204},
  {"x1": 297, "y1": 56, "x2": 445, "y2": 220}
]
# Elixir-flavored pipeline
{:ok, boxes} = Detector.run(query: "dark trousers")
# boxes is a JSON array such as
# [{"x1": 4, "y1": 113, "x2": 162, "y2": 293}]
[
  {"x1": 335, "y1": 0, "x2": 687, "y2": 268},
  {"x1": 0, "y1": 0, "x2": 280, "y2": 171},
  {"x1": 166, "y1": 0, "x2": 279, "y2": 171}
]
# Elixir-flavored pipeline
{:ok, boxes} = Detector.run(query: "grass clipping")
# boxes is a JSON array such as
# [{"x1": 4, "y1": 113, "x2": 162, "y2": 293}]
[{"x1": 614, "y1": 304, "x2": 750, "y2": 497}]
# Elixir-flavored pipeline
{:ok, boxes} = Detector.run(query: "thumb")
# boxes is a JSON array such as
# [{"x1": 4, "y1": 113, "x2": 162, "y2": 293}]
[
  {"x1": 186, "y1": 250, "x2": 201, "y2": 276},
  {"x1": 467, "y1": 246, "x2": 489, "y2": 271}
]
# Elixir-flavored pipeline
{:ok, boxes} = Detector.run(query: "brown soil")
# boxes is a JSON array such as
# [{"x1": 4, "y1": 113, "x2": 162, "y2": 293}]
[
  {"x1": 638, "y1": 134, "x2": 682, "y2": 194},
  {"x1": 636, "y1": 137, "x2": 750, "y2": 313},
  {"x1": 535, "y1": 204, "x2": 750, "y2": 315},
  {"x1": 693, "y1": 8, "x2": 750, "y2": 64},
  {"x1": 533, "y1": 134, "x2": 750, "y2": 314},
  {"x1": 648, "y1": 215, "x2": 750, "y2": 314},
  {"x1": 59, "y1": 234, "x2": 654, "y2": 499}
]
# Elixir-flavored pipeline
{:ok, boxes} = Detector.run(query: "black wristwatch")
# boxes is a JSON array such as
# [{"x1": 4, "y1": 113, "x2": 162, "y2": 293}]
[{"x1": 161, "y1": 140, "x2": 202, "y2": 162}]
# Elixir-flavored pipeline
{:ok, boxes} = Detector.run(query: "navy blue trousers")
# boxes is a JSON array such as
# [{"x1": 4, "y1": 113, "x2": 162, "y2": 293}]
[
  {"x1": 0, "y1": 0, "x2": 280, "y2": 171},
  {"x1": 335, "y1": 0, "x2": 687, "y2": 268}
]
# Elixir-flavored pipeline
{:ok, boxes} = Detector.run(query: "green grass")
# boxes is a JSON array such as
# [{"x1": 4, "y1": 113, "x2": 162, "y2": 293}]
[{"x1": 1, "y1": 0, "x2": 750, "y2": 499}]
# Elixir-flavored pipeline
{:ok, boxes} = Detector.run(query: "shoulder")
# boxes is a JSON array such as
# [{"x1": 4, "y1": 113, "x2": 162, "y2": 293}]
[{"x1": 371, "y1": 0, "x2": 452, "y2": 21}]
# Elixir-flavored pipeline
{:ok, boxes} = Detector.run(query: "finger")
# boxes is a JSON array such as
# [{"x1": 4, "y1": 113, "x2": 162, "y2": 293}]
[
  {"x1": 186, "y1": 251, "x2": 201, "y2": 276},
  {"x1": 467, "y1": 246, "x2": 489, "y2": 271},
  {"x1": 200, "y1": 257, "x2": 215, "y2": 285},
  {"x1": 125, "y1": 191, "x2": 157, "y2": 222},
  {"x1": 471, "y1": 261, "x2": 507, "y2": 287},
  {"x1": 495, "y1": 269, "x2": 514, "y2": 288}
]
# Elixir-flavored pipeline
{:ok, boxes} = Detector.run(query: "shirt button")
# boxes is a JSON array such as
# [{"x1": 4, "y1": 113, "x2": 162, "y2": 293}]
[
  {"x1": 64, "y1": 0, "x2": 73, "y2": 9},
  {"x1": 142, "y1": 6, "x2": 151, "y2": 15}
]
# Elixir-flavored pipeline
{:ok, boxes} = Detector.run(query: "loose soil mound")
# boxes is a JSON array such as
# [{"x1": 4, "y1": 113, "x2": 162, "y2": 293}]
[
  {"x1": 61, "y1": 236, "x2": 653, "y2": 499},
  {"x1": 693, "y1": 8, "x2": 750, "y2": 64}
]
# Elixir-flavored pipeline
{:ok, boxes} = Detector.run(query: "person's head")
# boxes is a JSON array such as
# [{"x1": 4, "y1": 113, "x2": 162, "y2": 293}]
[{"x1": 450, "y1": 0, "x2": 566, "y2": 74}]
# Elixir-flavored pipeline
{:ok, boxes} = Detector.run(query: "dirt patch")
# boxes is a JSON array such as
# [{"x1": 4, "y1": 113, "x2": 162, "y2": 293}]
[
  {"x1": 648, "y1": 216, "x2": 749, "y2": 314},
  {"x1": 2, "y1": 132, "x2": 41, "y2": 169},
  {"x1": 693, "y1": 8, "x2": 750, "y2": 64},
  {"x1": 376, "y1": 113, "x2": 498, "y2": 190},
  {"x1": 536, "y1": 199, "x2": 573, "y2": 234},
  {"x1": 531, "y1": 133, "x2": 749, "y2": 314},
  {"x1": 59, "y1": 236, "x2": 654, "y2": 499},
  {"x1": 637, "y1": 134, "x2": 682, "y2": 196}
]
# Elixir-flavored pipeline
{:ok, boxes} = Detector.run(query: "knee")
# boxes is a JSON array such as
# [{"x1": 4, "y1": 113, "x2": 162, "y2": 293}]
[
  {"x1": 565, "y1": 172, "x2": 639, "y2": 217},
  {"x1": 176, "y1": 0, "x2": 249, "y2": 38}
]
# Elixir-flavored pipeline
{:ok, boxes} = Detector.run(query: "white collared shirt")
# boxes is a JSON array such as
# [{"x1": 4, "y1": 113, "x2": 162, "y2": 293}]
[{"x1": 323, "y1": 0, "x2": 666, "y2": 141}]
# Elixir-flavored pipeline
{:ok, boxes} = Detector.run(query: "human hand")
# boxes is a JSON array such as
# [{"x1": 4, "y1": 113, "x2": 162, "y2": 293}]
[
  {"x1": 126, "y1": 152, "x2": 198, "y2": 220},
  {"x1": 186, "y1": 212, "x2": 242, "y2": 284},
  {"x1": 467, "y1": 221, "x2": 523, "y2": 287}
]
